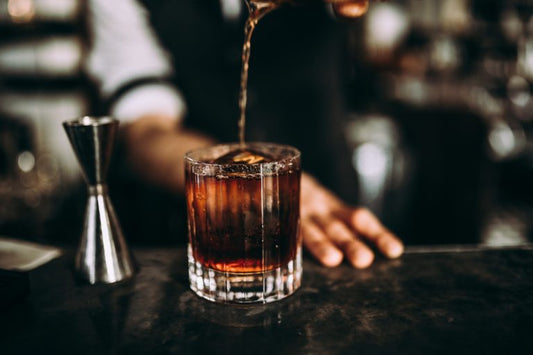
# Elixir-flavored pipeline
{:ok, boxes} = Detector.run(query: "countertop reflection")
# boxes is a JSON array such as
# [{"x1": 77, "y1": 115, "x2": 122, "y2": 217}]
[{"x1": 2, "y1": 245, "x2": 533, "y2": 354}]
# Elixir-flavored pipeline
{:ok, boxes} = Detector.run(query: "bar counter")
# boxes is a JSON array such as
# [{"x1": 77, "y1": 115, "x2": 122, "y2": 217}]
[{"x1": 2, "y1": 245, "x2": 533, "y2": 354}]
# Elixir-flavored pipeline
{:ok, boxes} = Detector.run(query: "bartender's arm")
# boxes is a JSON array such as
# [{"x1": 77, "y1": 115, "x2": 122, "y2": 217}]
[{"x1": 123, "y1": 114, "x2": 404, "y2": 268}]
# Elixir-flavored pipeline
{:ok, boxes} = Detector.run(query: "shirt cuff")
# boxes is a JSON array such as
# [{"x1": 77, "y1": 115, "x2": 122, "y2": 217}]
[{"x1": 110, "y1": 84, "x2": 187, "y2": 123}]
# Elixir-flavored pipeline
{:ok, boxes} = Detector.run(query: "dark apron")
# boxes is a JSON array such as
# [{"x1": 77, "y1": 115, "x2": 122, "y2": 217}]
[{"x1": 141, "y1": 0, "x2": 354, "y2": 197}]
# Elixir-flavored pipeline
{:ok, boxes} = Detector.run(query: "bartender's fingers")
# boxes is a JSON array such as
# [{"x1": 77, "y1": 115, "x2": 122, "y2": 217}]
[
  {"x1": 348, "y1": 208, "x2": 404, "y2": 259},
  {"x1": 332, "y1": 0, "x2": 369, "y2": 19},
  {"x1": 302, "y1": 220, "x2": 343, "y2": 267},
  {"x1": 313, "y1": 216, "x2": 375, "y2": 269}
]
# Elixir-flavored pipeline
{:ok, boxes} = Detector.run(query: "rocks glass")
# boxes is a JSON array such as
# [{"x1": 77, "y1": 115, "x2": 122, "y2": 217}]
[{"x1": 185, "y1": 143, "x2": 301, "y2": 303}]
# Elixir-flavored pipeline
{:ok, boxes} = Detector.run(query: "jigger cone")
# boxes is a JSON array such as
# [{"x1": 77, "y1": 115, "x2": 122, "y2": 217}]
[{"x1": 63, "y1": 116, "x2": 135, "y2": 284}]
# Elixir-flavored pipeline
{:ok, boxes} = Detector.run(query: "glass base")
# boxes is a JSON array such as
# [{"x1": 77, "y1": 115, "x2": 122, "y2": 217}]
[{"x1": 188, "y1": 245, "x2": 302, "y2": 304}]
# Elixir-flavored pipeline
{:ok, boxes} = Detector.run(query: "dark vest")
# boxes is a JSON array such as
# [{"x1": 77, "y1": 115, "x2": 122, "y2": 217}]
[{"x1": 141, "y1": 0, "x2": 356, "y2": 200}]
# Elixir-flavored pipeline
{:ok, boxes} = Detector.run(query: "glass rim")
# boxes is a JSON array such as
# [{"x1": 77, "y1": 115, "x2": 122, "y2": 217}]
[
  {"x1": 63, "y1": 116, "x2": 117, "y2": 127},
  {"x1": 185, "y1": 142, "x2": 301, "y2": 168}
]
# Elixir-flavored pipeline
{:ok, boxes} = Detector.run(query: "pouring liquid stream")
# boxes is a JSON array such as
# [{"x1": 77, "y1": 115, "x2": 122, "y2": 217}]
[{"x1": 238, "y1": 1, "x2": 280, "y2": 148}]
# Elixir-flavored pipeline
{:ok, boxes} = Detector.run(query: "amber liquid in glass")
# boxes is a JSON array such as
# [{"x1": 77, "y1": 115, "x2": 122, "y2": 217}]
[{"x1": 186, "y1": 161, "x2": 300, "y2": 273}]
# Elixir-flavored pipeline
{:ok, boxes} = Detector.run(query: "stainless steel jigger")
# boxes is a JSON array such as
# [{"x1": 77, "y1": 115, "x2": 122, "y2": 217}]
[{"x1": 63, "y1": 116, "x2": 135, "y2": 284}]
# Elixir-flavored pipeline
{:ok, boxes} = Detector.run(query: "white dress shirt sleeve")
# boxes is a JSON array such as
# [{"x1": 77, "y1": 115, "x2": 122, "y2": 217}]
[{"x1": 85, "y1": 0, "x2": 186, "y2": 122}]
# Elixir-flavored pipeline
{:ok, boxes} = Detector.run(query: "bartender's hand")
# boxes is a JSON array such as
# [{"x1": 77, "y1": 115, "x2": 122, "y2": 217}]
[
  {"x1": 301, "y1": 173, "x2": 404, "y2": 268},
  {"x1": 125, "y1": 116, "x2": 403, "y2": 268}
]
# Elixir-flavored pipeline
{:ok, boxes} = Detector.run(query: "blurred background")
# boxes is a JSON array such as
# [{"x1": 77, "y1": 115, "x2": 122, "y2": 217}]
[
  {"x1": 1, "y1": 0, "x2": 532, "y2": 248},
  {"x1": 0, "y1": 0, "x2": 87, "y2": 242}
]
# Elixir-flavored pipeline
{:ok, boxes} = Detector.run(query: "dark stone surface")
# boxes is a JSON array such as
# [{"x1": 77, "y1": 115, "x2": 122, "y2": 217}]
[
  {"x1": 1, "y1": 246, "x2": 533, "y2": 354},
  {"x1": 0, "y1": 270, "x2": 29, "y2": 310}
]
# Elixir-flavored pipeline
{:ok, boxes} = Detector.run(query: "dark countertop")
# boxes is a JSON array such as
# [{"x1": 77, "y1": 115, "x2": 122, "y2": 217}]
[{"x1": 1, "y1": 245, "x2": 533, "y2": 354}]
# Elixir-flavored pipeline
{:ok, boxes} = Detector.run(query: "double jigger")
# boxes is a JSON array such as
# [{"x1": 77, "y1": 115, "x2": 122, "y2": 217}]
[{"x1": 63, "y1": 116, "x2": 135, "y2": 284}]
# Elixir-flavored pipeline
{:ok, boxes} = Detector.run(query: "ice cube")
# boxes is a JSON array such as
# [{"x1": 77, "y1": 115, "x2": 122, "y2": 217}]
[{"x1": 212, "y1": 148, "x2": 274, "y2": 164}]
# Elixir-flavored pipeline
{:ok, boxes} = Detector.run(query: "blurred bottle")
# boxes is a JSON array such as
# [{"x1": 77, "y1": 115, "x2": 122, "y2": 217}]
[
  {"x1": 0, "y1": 112, "x2": 58, "y2": 237},
  {"x1": 344, "y1": 113, "x2": 413, "y2": 229}
]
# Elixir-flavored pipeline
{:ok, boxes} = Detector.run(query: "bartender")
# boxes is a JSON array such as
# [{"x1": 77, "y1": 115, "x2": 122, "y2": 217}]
[{"x1": 84, "y1": 0, "x2": 403, "y2": 268}]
